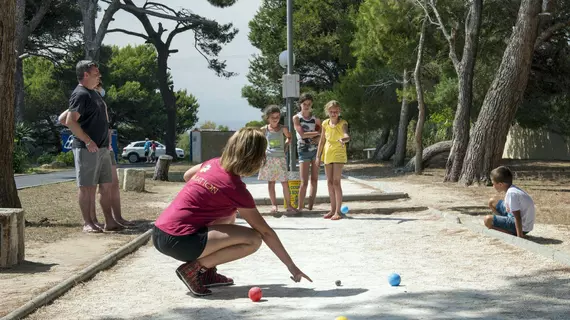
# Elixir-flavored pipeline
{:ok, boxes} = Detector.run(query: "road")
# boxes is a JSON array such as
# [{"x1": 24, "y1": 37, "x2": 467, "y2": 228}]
[
  {"x1": 15, "y1": 163, "x2": 155, "y2": 189},
  {"x1": 15, "y1": 170, "x2": 77, "y2": 189}
]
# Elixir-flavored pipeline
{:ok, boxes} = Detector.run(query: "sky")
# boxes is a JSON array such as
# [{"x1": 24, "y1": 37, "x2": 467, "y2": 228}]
[{"x1": 96, "y1": 0, "x2": 265, "y2": 130}]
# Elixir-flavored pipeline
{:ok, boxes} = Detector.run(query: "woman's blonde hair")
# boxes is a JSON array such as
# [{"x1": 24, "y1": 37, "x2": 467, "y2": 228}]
[
  {"x1": 324, "y1": 100, "x2": 341, "y2": 115},
  {"x1": 220, "y1": 127, "x2": 267, "y2": 176}
]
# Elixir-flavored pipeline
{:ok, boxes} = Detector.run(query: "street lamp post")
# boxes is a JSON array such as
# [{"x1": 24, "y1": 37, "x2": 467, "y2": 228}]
[{"x1": 279, "y1": 0, "x2": 298, "y2": 172}]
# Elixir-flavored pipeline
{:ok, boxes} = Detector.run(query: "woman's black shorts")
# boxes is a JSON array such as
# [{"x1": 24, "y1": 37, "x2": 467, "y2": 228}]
[{"x1": 152, "y1": 225, "x2": 208, "y2": 262}]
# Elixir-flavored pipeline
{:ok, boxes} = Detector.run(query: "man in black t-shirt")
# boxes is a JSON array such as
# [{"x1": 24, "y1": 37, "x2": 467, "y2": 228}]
[{"x1": 66, "y1": 60, "x2": 123, "y2": 233}]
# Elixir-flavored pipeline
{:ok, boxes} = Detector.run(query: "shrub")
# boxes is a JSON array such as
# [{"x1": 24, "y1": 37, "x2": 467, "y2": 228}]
[
  {"x1": 55, "y1": 151, "x2": 75, "y2": 166},
  {"x1": 13, "y1": 145, "x2": 28, "y2": 174},
  {"x1": 37, "y1": 152, "x2": 55, "y2": 165}
]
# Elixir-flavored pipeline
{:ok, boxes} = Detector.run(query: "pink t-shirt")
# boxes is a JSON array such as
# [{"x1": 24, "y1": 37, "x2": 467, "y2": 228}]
[{"x1": 154, "y1": 158, "x2": 256, "y2": 236}]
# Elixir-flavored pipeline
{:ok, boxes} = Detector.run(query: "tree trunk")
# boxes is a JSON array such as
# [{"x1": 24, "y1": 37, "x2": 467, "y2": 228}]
[
  {"x1": 165, "y1": 107, "x2": 177, "y2": 159},
  {"x1": 14, "y1": 58, "x2": 24, "y2": 123},
  {"x1": 413, "y1": 17, "x2": 428, "y2": 175},
  {"x1": 404, "y1": 140, "x2": 452, "y2": 172},
  {"x1": 392, "y1": 69, "x2": 410, "y2": 167},
  {"x1": 78, "y1": 0, "x2": 120, "y2": 60},
  {"x1": 78, "y1": 0, "x2": 97, "y2": 59},
  {"x1": 153, "y1": 155, "x2": 173, "y2": 181},
  {"x1": 117, "y1": 1, "x2": 180, "y2": 159},
  {"x1": 0, "y1": 0, "x2": 22, "y2": 208},
  {"x1": 378, "y1": 138, "x2": 397, "y2": 161},
  {"x1": 157, "y1": 51, "x2": 178, "y2": 159},
  {"x1": 14, "y1": 0, "x2": 54, "y2": 123},
  {"x1": 371, "y1": 127, "x2": 390, "y2": 160},
  {"x1": 459, "y1": 0, "x2": 542, "y2": 186},
  {"x1": 14, "y1": 0, "x2": 25, "y2": 123},
  {"x1": 444, "y1": 0, "x2": 483, "y2": 182},
  {"x1": 375, "y1": 127, "x2": 398, "y2": 161}
]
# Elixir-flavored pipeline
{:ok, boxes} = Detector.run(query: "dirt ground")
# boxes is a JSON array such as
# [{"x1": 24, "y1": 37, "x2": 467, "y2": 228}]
[
  {"x1": 343, "y1": 160, "x2": 570, "y2": 225},
  {"x1": 0, "y1": 180, "x2": 181, "y2": 317},
  {"x1": 342, "y1": 160, "x2": 570, "y2": 255},
  {"x1": 18, "y1": 180, "x2": 180, "y2": 243}
]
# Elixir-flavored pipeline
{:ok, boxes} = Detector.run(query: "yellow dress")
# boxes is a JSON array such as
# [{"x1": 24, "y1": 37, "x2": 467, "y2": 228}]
[{"x1": 322, "y1": 119, "x2": 348, "y2": 164}]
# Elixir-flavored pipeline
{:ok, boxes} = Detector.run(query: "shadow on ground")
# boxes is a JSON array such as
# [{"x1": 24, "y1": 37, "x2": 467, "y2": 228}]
[
  {"x1": 24, "y1": 219, "x2": 154, "y2": 236},
  {"x1": 96, "y1": 268, "x2": 570, "y2": 320},
  {"x1": 200, "y1": 283, "x2": 368, "y2": 300},
  {"x1": 342, "y1": 161, "x2": 405, "y2": 180},
  {"x1": 348, "y1": 217, "x2": 419, "y2": 223},
  {"x1": 526, "y1": 235, "x2": 563, "y2": 245},
  {"x1": 0, "y1": 261, "x2": 58, "y2": 274},
  {"x1": 449, "y1": 206, "x2": 490, "y2": 216},
  {"x1": 255, "y1": 207, "x2": 429, "y2": 219},
  {"x1": 528, "y1": 187, "x2": 570, "y2": 193}
]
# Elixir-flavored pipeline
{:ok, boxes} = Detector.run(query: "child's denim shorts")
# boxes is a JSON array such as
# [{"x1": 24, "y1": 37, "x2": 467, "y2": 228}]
[
  {"x1": 493, "y1": 200, "x2": 528, "y2": 235},
  {"x1": 298, "y1": 149, "x2": 317, "y2": 163}
]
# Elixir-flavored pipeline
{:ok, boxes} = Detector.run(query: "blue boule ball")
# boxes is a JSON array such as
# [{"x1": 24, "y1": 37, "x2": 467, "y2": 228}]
[
  {"x1": 340, "y1": 205, "x2": 349, "y2": 214},
  {"x1": 388, "y1": 273, "x2": 401, "y2": 286}
]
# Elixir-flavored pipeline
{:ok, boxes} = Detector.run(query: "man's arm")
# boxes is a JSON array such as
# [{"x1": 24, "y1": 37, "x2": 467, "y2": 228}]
[
  {"x1": 66, "y1": 111, "x2": 95, "y2": 148},
  {"x1": 512, "y1": 210, "x2": 525, "y2": 238}
]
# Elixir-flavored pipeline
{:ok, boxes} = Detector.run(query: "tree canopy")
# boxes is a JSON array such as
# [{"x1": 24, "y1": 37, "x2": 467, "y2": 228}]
[
  {"x1": 23, "y1": 44, "x2": 199, "y2": 151},
  {"x1": 242, "y1": 0, "x2": 362, "y2": 110}
]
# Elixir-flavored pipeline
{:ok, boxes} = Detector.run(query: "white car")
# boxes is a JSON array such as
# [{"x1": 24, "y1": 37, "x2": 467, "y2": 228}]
[{"x1": 121, "y1": 141, "x2": 185, "y2": 163}]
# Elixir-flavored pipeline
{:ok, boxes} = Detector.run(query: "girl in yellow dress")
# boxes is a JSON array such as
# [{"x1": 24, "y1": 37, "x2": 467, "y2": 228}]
[{"x1": 316, "y1": 100, "x2": 350, "y2": 220}]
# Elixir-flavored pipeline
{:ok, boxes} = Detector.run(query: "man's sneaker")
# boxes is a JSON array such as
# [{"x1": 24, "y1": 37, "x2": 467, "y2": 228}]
[
  {"x1": 175, "y1": 262, "x2": 212, "y2": 296},
  {"x1": 202, "y1": 267, "x2": 234, "y2": 288}
]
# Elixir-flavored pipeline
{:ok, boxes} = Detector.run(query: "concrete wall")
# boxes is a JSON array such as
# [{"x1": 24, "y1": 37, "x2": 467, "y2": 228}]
[
  {"x1": 502, "y1": 124, "x2": 570, "y2": 160},
  {"x1": 191, "y1": 130, "x2": 236, "y2": 163}
]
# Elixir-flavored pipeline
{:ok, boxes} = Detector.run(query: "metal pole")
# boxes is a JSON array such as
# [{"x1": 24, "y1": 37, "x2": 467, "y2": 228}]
[{"x1": 286, "y1": 0, "x2": 296, "y2": 171}]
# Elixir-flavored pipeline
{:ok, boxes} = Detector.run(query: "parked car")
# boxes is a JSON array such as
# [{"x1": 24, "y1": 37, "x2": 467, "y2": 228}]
[{"x1": 121, "y1": 141, "x2": 185, "y2": 163}]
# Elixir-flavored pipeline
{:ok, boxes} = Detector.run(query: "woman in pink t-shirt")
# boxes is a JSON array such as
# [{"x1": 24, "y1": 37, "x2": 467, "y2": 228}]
[{"x1": 153, "y1": 128, "x2": 312, "y2": 296}]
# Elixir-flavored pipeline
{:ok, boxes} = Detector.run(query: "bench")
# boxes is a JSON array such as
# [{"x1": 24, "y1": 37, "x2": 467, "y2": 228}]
[{"x1": 363, "y1": 148, "x2": 376, "y2": 159}]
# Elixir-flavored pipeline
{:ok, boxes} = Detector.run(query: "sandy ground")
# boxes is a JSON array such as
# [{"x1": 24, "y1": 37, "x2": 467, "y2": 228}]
[
  {"x1": 243, "y1": 175, "x2": 382, "y2": 198},
  {"x1": 2, "y1": 177, "x2": 380, "y2": 318},
  {"x1": 0, "y1": 237, "x2": 126, "y2": 316},
  {"x1": 366, "y1": 178, "x2": 570, "y2": 256},
  {"x1": 26, "y1": 211, "x2": 570, "y2": 320}
]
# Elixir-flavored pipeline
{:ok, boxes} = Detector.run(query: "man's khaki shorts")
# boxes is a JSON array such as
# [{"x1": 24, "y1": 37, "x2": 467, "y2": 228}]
[{"x1": 73, "y1": 148, "x2": 113, "y2": 187}]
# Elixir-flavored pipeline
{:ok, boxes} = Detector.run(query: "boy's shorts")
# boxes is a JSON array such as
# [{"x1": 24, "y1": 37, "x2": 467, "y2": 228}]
[{"x1": 493, "y1": 200, "x2": 528, "y2": 236}]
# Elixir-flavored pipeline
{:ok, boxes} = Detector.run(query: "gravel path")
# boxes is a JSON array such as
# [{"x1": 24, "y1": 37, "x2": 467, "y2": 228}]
[{"x1": 26, "y1": 210, "x2": 570, "y2": 320}]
